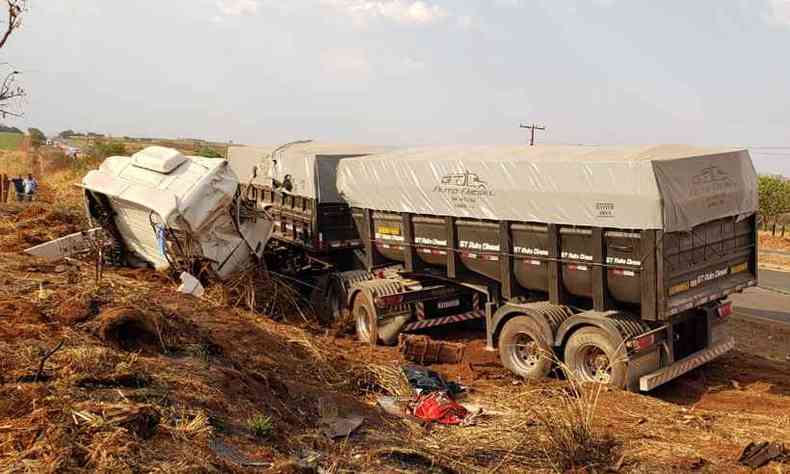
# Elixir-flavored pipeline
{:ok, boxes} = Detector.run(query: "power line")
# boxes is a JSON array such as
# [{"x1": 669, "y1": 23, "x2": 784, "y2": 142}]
[{"x1": 519, "y1": 123, "x2": 546, "y2": 146}]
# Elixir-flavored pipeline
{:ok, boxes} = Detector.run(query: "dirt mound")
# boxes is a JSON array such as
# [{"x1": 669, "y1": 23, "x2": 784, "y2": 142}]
[{"x1": 57, "y1": 299, "x2": 98, "y2": 325}]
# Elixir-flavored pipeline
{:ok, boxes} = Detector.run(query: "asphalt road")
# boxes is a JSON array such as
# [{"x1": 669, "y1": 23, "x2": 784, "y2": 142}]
[{"x1": 730, "y1": 270, "x2": 790, "y2": 326}]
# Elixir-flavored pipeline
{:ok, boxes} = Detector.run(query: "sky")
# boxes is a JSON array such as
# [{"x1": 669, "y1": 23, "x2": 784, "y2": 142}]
[{"x1": 4, "y1": 0, "x2": 790, "y2": 173}]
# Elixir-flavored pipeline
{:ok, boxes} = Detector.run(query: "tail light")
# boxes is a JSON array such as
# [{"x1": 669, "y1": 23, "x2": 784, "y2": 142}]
[
  {"x1": 717, "y1": 302, "x2": 733, "y2": 319},
  {"x1": 630, "y1": 333, "x2": 656, "y2": 352},
  {"x1": 375, "y1": 294, "x2": 404, "y2": 307}
]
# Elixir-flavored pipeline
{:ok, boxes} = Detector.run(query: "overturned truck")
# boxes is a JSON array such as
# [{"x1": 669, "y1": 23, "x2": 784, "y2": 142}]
[
  {"x1": 249, "y1": 143, "x2": 759, "y2": 391},
  {"x1": 80, "y1": 146, "x2": 271, "y2": 280}
]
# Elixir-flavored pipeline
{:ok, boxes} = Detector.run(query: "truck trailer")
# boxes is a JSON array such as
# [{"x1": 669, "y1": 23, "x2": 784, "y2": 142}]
[{"x1": 246, "y1": 143, "x2": 759, "y2": 392}]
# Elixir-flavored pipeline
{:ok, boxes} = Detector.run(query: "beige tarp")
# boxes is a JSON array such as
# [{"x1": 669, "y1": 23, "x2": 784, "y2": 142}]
[
  {"x1": 336, "y1": 145, "x2": 758, "y2": 232},
  {"x1": 228, "y1": 142, "x2": 395, "y2": 202}
]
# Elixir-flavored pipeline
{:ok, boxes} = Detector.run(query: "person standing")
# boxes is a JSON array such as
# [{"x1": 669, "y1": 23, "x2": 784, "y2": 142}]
[
  {"x1": 22, "y1": 174, "x2": 37, "y2": 201},
  {"x1": 11, "y1": 176, "x2": 24, "y2": 201}
]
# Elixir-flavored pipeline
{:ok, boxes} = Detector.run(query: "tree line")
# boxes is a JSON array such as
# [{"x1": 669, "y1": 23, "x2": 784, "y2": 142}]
[{"x1": 759, "y1": 175, "x2": 790, "y2": 235}]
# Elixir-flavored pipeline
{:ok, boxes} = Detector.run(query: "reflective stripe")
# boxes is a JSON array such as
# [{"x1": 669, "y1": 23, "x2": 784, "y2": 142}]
[
  {"x1": 639, "y1": 338, "x2": 734, "y2": 392},
  {"x1": 402, "y1": 310, "x2": 485, "y2": 332}
]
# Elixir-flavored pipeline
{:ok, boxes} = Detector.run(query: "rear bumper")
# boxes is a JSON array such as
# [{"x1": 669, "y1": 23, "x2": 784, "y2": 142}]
[{"x1": 639, "y1": 337, "x2": 735, "y2": 392}]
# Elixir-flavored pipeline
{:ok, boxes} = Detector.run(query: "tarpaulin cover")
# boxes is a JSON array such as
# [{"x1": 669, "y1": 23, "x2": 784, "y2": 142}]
[
  {"x1": 336, "y1": 145, "x2": 758, "y2": 232},
  {"x1": 228, "y1": 142, "x2": 395, "y2": 203}
]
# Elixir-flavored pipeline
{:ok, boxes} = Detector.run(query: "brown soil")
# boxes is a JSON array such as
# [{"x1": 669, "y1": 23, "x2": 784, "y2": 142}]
[
  {"x1": 761, "y1": 232, "x2": 790, "y2": 253},
  {"x1": 2, "y1": 193, "x2": 790, "y2": 472}
]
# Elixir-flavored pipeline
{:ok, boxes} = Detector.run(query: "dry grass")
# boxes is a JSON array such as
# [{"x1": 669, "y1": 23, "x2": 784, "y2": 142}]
[
  {"x1": 531, "y1": 372, "x2": 619, "y2": 472},
  {"x1": 363, "y1": 363, "x2": 414, "y2": 400},
  {"x1": 205, "y1": 264, "x2": 315, "y2": 322},
  {"x1": 0, "y1": 150, "x2": 31, "y2": 176}
]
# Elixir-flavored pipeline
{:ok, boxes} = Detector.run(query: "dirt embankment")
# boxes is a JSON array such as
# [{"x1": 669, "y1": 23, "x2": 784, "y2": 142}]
[{"x1": 1, "y1": 188, "x2": 790, "y2": 472}]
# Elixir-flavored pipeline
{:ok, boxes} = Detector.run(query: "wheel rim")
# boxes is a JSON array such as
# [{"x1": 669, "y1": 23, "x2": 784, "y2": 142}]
[
  {"x1": 577, "y1": 344, "x2": 612, "y2": 384},
  {"x1": 509, "y1": 332, "x2": 543, "y2": 372},
  {"x1": 356, "y1": 304, "x2": 371, "y2": 341}
]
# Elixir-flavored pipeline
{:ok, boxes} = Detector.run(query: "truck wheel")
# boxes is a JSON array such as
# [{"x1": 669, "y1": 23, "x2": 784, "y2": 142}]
[
  {"x1": 327, "y1": 284, "x2": 344, "y2": 321},
  {"x1": 563, "y1": 327, "x2": 627, "y2": 388},
  {"x1": 353, "y1": 291, "x2": 378, "y2": 345},
  {"x1": 499, "y1": 316, "x2": 554, "y2": 380}
]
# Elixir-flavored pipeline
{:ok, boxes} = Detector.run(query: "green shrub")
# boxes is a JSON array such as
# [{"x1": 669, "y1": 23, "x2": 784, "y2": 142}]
[
  {"x1": 246, "y1": 413, "x2": 273, "y2": 438},
  {"x1": 196, "y1": 146, "x2": 224, "y2": 159}
]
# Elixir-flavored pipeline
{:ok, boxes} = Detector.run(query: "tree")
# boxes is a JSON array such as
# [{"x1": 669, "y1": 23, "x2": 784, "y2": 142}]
[
  {"x1": 758, "y1": 175, "x2": 790, "y2": 235},
  {"x1": 58, "y1": 129, "x2": 76, "y2": 139},
  {"x1": 0, "y1": 1, "x2": 27, "y2": 118},
  {"x1": 27, "y1": 127, "x2": 44, "y2": 147}
]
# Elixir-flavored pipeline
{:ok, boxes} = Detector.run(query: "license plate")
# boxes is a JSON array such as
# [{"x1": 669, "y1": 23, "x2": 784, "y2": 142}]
[{"x1": 438, "y1": 299, "x2": 460, "y2": 310}]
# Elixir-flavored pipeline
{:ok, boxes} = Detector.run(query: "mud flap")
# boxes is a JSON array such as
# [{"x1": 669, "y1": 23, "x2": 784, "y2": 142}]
[{"x1": 377, "y1": 313, "x2": 411, "y2": 346}]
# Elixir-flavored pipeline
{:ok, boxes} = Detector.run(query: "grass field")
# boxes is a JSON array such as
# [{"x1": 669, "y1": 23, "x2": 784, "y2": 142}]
[
  {"x1": 0, "y1": 150, "x2": 30, "y2": 176},
  {"x1": 0, "y1": 131, "x2": 23, "y2": 150}
]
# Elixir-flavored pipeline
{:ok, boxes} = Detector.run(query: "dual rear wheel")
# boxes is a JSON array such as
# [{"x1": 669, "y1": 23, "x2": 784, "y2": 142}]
[{"x1": 498, "y1": 317, "x2": 627, "y2": 388}]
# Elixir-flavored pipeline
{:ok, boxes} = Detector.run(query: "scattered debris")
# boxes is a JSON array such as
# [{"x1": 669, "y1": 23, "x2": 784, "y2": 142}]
[
  {"x1": 177, "y1": 272, "x2": 205, "y2": 297},
  {"x1": 412, "y1": 392, "x2": 469, "y2": 425},
  {"x1": 738, "y1": 441, "x2": 787, "y2": 469},
  {"x1": 376, "y1": 395, "x2": 406, "y2": 417},
  {"x1": 403, "y1": 365, "x2": 464, "y2": 396},
  {"x1": 209, "y1": 437, "x2": 272, "y2": 468},
  {"x1": 36, "y1": 282, "x2": 51, "y2": 300},
  {"x1": 24, "y1": 227, "x2": 103, "y2": 260},
  {"x1": 320, "y1": 413, "x2": 364, "y2": 439},
  {"x1": 399, "y1": 334, "x2": 465, "y2": 364}
]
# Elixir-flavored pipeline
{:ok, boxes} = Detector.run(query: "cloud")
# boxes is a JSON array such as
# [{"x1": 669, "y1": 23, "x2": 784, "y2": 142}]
[
  {"x1": 217, "y1": 0, "x2": 259, "y2": 16},
  {"x1": 321, "y1": 48, "x2": 373, "y2": 79},
  {"x1": 320, "y1": 47, "x2": 426, "y2": 83},
  {"x1": 321, "y1": 0, "x2": 449, "y2": 26},
  {"x1": 767, "y1": 0, "x2": 790, "y2": 26}
]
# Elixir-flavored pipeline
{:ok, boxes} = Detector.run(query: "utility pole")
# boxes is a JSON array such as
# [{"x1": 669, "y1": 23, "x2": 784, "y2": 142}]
[{"x1": 520, "y1": 123, "x2": 546, "y2": 146}]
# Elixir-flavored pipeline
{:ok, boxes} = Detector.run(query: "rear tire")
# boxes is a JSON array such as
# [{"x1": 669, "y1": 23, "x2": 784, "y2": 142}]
[
  {"x1": 499, "y1": 316, "x2": 554, "y2": 380},
  {"x1": 353, "y1": 291, "x2": 378, "y2": 346},
  {"x1": 563, "y1": 327, "x2": 627, "y2": 388},
  {"x1": 314, "y1": 277, "x2": 345, "y2": 325}
]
